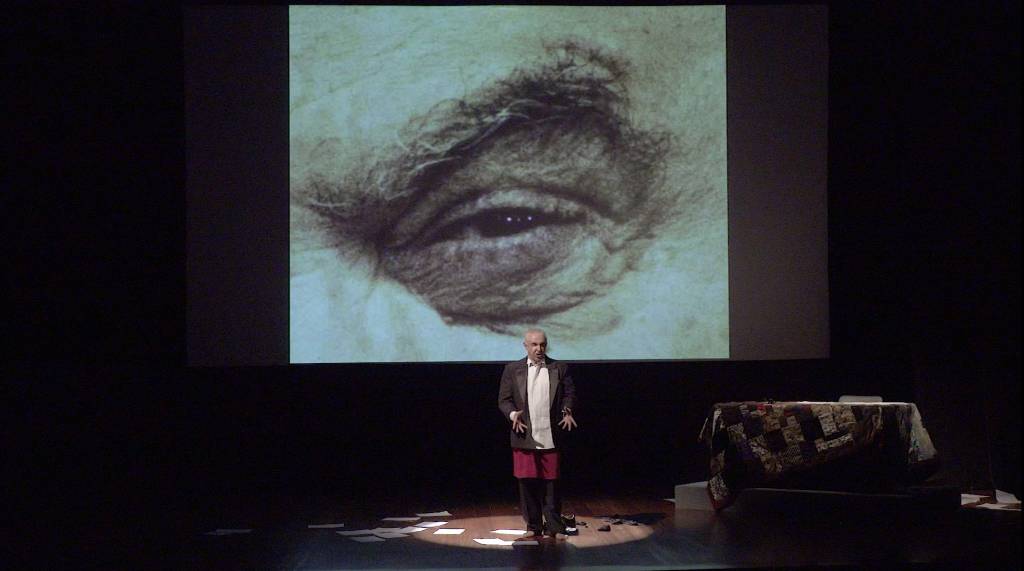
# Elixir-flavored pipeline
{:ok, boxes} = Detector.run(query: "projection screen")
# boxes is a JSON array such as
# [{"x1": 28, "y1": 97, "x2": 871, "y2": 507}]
[{"x1": 290, "y1": 6, "x2": 728, "y2": 362}]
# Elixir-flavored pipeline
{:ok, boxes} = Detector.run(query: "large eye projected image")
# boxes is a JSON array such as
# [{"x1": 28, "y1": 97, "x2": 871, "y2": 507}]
[{"x1": 289, "y1": 6, "x2": 728, "y2": 363}]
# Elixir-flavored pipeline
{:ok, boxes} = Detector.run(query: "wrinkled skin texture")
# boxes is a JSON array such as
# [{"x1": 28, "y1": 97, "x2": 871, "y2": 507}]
[{"x1": 290, "y1": 6, "x2": 728, "y2": 362}]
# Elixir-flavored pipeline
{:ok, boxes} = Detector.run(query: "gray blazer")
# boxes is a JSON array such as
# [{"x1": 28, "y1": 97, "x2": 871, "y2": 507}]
[{"x1": 497, "y1": 357, "x2": 577, "y2": 449}]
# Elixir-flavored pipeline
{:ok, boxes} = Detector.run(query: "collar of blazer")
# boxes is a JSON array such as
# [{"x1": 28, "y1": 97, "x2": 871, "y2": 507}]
[{"x1": 514, "y1": 356, "x2": 559, "y2": 369}]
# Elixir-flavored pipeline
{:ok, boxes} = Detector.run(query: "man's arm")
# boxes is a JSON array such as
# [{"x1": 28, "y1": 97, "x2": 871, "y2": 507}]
[
  {"x1": 499, "y1": 364, "x2": 529, "y2": 433},
  {"x1": 560, "y1": 363, "x2": 577, "y2": 413},
  {"x1": 498, "y1": 363, "x2": 517, "y2": 419},
  {"x1": 558, "y1": 362, "x2": 578, "y2": 431}
]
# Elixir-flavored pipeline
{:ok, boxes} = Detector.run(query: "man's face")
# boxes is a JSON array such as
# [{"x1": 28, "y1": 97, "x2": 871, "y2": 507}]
[
  {"x1": 524, "y1": 332, "x2": 548, "y2": 363},
  {"x1": 289, "y1": 6, "x2": 729, "y2": 362}
]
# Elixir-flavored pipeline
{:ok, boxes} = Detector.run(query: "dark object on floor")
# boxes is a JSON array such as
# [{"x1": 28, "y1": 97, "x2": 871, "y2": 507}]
[
  {"x1": 561, "y1": 513, "x2": 578, "y2": 535},
  {"x1": 597, "y1": 524, "x2": 611, "y2": 532}
]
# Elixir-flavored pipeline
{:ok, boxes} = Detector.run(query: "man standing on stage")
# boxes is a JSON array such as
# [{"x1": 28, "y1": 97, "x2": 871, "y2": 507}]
[{"x1": 498, "y1": 328, "x2": 578, "y2": 538}]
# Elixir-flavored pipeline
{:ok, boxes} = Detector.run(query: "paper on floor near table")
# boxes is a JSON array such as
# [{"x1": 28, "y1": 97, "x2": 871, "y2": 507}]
[
  {"x1": 416, "y1": 510, "x2": 452, "y2": 517},
  {"x1": 350, "y1": 536, "x2": 385, "y2": 543},
  {"x1": 374, "y1": 532, "x2": 409, "y2": 539},
  {"x1": 492, "y1": 529, "x2": 527, "y2": 535},
  {"x1": 397, "y1": 526, "x2": 427, "y2": 533},
  {"x1": 433, "y1": 528, "x2": 464, "y2": 535}
]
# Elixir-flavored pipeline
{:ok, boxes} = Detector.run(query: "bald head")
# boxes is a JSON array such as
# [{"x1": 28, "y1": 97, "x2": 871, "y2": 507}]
[
  {"x1": 523, "y1": 328, "x2": 548, "y2": 362},
  {"x1": 523, "y1": 328, "x2": 546, "y2": 342}
]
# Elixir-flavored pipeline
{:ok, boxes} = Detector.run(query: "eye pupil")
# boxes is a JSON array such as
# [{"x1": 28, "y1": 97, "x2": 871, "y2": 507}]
[
  {"x1": 501, "y1": 212, "x2": 538, "y2": 225},
  {"x1": 480, "y1": 208, "x2": 546, "y2": 237}
]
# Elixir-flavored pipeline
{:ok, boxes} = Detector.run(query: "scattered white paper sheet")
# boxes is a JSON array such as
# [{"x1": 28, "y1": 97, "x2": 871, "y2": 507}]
[
  {"x1": 307, "y1": 523, "x2": 345, "y2": 529},
  {"x1": 416, "y1": 510, "x2": 452, "y2": 517},
  {"x1": 350, "y1": 536, "x2": 385, "y2": 543},
  {"x1": 996, "y1": 489, "x2": 1020, "y2": 504},
  {"x1": 433, "y1": 528, "x2": 465, "y2": 535},
  {"x1": 381, "y1": 517, "x2": 421, "y2": 522},
  {"x1": 473, "y1": 538, "x2": 517, "y2": 546},
  {"x1": 962, "y1": 490, "x2": 1020, "y2": 509},
  {"x1": 961, "y1": 494, "x2": 986, "y2": 505},
  {"x1": 492, "y1": 529, "x2": 528, "y2": 535},
  {"x1": 371, "y1": 527, "x2": 404, "y2": 533},
  {"x1": 663, "y1": 498, "x2": 677, "y2": 503},
  {"x1": 417, "y1": 521, "x2": 448, "y2": 528},
  {"x1": 374, "y1": 532, "x2": 409, "y2": 539},
  {"x1": 397, "y1": 526, "x2": 428, "y2": 533},
  {"x1": 337, "y1": 529, "x2": 376, "y2": 536},
  {"x1": 204, "y1": 529, "x2": 252, "y2": 535}
]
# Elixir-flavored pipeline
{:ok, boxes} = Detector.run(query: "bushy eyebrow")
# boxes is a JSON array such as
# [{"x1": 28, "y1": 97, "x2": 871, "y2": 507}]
[{"x1": 401, "y1": 41, "x2": 632, "y2": 166}]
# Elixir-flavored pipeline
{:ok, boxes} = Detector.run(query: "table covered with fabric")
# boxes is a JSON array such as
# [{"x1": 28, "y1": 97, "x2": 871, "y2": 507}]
[{"x1": 700, "y1": 401, "x2": 939, "y2": 510}]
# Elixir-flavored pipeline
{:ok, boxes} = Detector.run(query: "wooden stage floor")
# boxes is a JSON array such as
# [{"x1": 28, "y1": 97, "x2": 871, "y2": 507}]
[{"x1": 177, "y1": 488, "x2": 1020, "y2": 570}]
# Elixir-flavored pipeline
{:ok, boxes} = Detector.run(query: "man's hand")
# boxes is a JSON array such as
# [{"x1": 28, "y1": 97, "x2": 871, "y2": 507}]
[
  {"x1": 511, "y1": 411, "x2": 528, "y2": 434},
  {"x1": 559, "y1": 412, "x2": 578, "y2": 431}
]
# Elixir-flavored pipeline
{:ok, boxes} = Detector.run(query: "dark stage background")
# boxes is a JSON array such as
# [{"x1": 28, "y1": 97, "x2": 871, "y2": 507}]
[{"x1": 7, "y1": 2, "x2": 1020, "y2": 563}]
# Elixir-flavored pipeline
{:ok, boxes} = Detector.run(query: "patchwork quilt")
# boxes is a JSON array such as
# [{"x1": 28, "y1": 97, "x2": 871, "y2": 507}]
[{"x1": 700, "y1": 402, "x2": 938, "y2": 509}]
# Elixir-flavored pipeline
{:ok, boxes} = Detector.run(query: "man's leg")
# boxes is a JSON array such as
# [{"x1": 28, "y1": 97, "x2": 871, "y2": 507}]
[
  {"x1": 518, "y1": 478, "x2": 543, "y2": 534},
  {"x1": 542, "y1": 479, "x2": 565, "y2": 536}
]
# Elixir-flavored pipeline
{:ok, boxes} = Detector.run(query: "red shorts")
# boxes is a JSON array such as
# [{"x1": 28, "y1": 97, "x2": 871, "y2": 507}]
[{"x1": 512, "y1": 449, "x2": 560, "y2": 480}]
